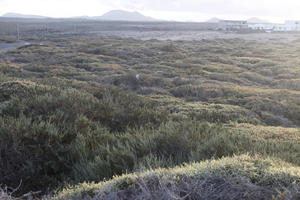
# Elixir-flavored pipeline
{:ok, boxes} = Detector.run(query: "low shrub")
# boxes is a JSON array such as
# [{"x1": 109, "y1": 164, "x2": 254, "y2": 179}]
[
  {"x1": 0, "y1": 84, "x2": 168, "y2": 194},
  {"x1": 54, "y1": 155, "x2": 300, "y2": 200}
]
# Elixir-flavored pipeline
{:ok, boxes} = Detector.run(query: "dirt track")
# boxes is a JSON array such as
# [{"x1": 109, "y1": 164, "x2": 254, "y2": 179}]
[{"x1": 0, "y1": 42, "x2": 30, "y2": 53}]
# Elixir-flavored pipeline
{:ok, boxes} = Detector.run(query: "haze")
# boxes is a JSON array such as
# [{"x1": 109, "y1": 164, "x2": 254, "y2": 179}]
[{"x1": 1, "y1": 0, "x2": 300, "y2": 23}]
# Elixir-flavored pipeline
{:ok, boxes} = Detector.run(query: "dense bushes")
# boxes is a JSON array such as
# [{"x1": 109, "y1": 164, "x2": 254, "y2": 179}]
[
  {"x1": 1, "y1": 80, "x2": 299, "y2": 196},
  {"x1": 1, "y1": 36, "x2": 300, "y2": 198},
  {"x1": 0, "y1": 115, "x2": 72, "y2": 193},
  {"x1": 170, "y1": 84, "x2": 300, "y2": 127},
  {"x1": 0, "y1": 84, "x2": 168, "y2": 194},
  {"x1": 1, "y1": 84, "x2": 167, "y2": 132},
  {"x1": 2, "y1": 94, "x2": 300, "y2": 195},
  {"x1": 54, "y1": 155, "x2": 300, "y2": 200}
]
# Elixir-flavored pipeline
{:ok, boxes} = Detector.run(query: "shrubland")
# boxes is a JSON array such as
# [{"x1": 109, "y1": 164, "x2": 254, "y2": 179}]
[
  {"x1": 0, "y1": 34, "x2": 300, "y2": 199},
  {"x1": 54, "y1": 155, "x2": 300, "y2": 200}
]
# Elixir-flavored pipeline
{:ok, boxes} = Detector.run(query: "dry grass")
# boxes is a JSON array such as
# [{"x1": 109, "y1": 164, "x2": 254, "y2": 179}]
[{"x1": 54, "y1": 155, "x2": 300, "y2": 200}]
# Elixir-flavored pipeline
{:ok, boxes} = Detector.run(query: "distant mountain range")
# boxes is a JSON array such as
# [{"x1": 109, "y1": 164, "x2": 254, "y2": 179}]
[
  {"x1": 94, "y1": 10, "x2": 156, "y2": 21},
  {"x1": 1, "y1": 12, "x2": 272, "y2": 24},
  {"x1": 247, "y1": 17, "x2": 270, "y2": 24},
  {"x1": 206, "y1": 17, "x2": 221, "y2": 23},
  {"x1": 1, "y1": 10, "x2": 157, "y2": 21},
  {"x1": 2, "y1": 13, "x2": 48, "y2": 19}
]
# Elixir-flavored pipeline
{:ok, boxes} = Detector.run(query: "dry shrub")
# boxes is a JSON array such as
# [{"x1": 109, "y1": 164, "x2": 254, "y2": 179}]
[{"x1": 59, "y1": 174, "x2": 300, "y2": 200}]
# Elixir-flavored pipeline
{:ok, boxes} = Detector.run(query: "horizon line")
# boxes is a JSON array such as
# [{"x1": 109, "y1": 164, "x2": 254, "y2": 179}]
[{"x1": 0, "y1": 10, "x2": 292, "y2": 24}]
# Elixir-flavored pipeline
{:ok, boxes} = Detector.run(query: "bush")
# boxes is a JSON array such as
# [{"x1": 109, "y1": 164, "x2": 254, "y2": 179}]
[
  {"x1": 2, "y1": 36, "x2": 300, "y2": 198},
  {"x1": 54, "y1": 155, "x2": 300, "y2": 200},
  {"x1": 1, "y1": 81, "x2": 300, "y2": 196},
  {"x1": 0, "y1": 84, "x2": 168, "y2": 195}
]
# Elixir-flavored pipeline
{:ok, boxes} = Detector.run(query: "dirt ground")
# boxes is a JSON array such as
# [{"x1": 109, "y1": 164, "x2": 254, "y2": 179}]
[{"x1": 0, "y1": 42, "x2": 29, "y2": 52}]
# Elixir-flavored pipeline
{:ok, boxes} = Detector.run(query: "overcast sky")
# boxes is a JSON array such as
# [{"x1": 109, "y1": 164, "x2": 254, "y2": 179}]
[{"x1": 1, "y1": 0, "x2": 300, "y2": 23}]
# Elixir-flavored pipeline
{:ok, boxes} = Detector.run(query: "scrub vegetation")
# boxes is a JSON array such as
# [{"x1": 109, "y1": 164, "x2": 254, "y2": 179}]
[{"x1": 1, "y1": 30, "x2": 300, "y2": 199}]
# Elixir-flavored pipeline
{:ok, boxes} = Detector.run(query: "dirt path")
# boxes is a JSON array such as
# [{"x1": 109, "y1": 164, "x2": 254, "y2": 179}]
[{"x1": 0, "y1": 41, "x2": 31, "y2": 53}]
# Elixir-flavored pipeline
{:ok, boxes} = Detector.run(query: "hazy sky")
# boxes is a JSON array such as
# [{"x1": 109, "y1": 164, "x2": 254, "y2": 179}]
[{"x1": 1, "y1": 0, "x2": 300, "y2": 23}]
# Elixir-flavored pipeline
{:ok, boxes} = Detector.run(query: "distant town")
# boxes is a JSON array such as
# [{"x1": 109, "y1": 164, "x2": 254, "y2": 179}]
[
  {"x1": 218, "y1": 20, "x2": 300, "y2": 31},
  {"x1": 1, "y1": 11, "x2": 300, "y2": 32}
]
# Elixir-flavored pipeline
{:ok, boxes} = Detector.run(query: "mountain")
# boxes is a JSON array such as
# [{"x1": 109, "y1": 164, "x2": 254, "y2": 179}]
[
  {"x1": 95, "y1": 10, "x2": 156, "y2": 21},
  {"x1": 206, "y1": 17, "x2": 221, "y2": 23},
  {"x1": 1, "y1": 10, "x2": 157, "y2": 21},
  {"x1": 1, "y1": 13, "x2": 48, "y2": 19},
  {"x1": 247, "y1": 17, "x2": 270, "y2": 24},
  {"x1": 72, "y1": 16, "x2": 93, "y2": 20}
]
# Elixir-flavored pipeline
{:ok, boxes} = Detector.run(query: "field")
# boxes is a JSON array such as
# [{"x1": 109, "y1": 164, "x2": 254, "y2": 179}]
[{"x1": 0, "y1": 19, "x2": 300, "y2": 199}]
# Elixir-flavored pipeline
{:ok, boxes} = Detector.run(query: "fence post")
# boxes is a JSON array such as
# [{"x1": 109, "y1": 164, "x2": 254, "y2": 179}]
[{"x1": 17, "y1": 23, "x2": 20, "y2": 40}]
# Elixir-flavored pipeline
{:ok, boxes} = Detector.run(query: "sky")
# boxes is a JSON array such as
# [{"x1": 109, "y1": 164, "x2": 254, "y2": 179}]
[{"x1": 1, "y1": 0, "x2": 300, "y2": 23}]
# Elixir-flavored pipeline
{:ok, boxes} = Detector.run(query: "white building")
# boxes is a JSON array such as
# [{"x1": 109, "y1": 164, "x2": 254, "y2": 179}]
[
  {"x1": 273, "y1": 24, "x2": 287, "y2": 31},
  {"x1": 248, "y1": 23, "x2": 276, "y2": 31},
  {"x1": 218, "y1": 19, "x2": 300, "y2": 32},
  {"x1": 271, "y1": 21, "x2": 300, "y2": 31},
  {"x1": 283, "y1": 20, "x2": 300, "y2": 31},
  {"x1": 218, "y1": 20, "x2": 248, "y2": 31},
  {"x1": 249, "y1": 21, "x2": 300, "y2": 32}
]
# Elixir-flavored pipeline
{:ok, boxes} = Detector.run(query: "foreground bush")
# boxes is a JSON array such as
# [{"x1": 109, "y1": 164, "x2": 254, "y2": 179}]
[
  {"x1": 1, "y1": 104, "x2": 300, "y2": 195},
  {"x1": 54, "y1": 155, "x2": 300, "y2": 200},
  {"x1": 0, "y1": 84, "x2": 168, "y2": 195}
]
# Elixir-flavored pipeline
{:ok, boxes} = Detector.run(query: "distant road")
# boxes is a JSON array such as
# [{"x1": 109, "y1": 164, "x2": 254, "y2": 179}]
[{"x1": 0, "y1": 41, "x2": 30, "y2": 53}]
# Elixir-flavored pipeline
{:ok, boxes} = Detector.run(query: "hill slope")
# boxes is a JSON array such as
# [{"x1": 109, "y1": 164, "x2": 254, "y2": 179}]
[
  {"x1": 247, "y1": 17, "x2": 270, "y2": 24},
  {"x1": 1, "y1": 12, "x2": 48, "y2": 19},
  {"x1": 206, "y1": 17, "x2": 221, "y2": 23},
  {"x1": 54, "y1": 155, "x2": 300, "y2": 200},
  {"x1": 1, "y1": 10, "x2": 156, "y2": 21},
  {"x1": 95, "y1": 10, "x2": 156, "y2": 21}
]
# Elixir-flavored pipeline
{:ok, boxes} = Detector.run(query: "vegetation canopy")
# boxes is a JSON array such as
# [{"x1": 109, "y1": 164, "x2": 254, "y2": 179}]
[{"x1": 0, "y1": 27, "x2": 300, "y2": 199}]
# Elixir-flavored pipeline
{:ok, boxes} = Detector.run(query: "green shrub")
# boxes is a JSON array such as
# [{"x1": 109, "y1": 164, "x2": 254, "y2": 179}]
[
  {"x1": 54, "y1": 155, "x2": 300, "y2": 200},
  {"x1": 1, "y1": 36, "x2": 300, "y2": 198}
]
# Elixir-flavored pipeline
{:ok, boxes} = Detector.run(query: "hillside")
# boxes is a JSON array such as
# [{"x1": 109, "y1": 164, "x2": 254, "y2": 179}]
[
  {"x1": 95, "y1": 10, "x2": 156, "y2": 21},
  {"x1": 55, "y1": 155, "x2": 300, "y2": 200},
  {"x1": 1, "y1": 12, "x2": 47, "y2": 19},
  {"x1": 0, "y1": 28, "x2": 300, "y2": 199},
  {"x1": 247, "y1": 17, "x2": 270, "y2": 24},
  {"x1": 1, "y1": 10, "x2": 156, "y2": 22},
  {"x1": 206, "y1": 17, "x2": 221, "y2": 23}
]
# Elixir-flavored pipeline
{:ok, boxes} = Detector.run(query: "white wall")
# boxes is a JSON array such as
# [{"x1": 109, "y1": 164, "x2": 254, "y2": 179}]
[
  {"x1": 248, "y1": 23, "x2": 275, "y2": 30},
  {"x1": 284, "y1": 21, "x2": 300, "y2": 31},
  {"x1": 249, "y1": 21, "x2": 300, "y2": 31}
]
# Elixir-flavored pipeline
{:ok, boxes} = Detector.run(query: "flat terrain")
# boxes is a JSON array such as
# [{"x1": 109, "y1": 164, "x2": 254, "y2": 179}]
[
  {"x1": 0, "y1": 20, "x2": 300, "y2": 199},
  {"x1": 0, "y1": 18, "x2": 298, "y2": 42}
]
